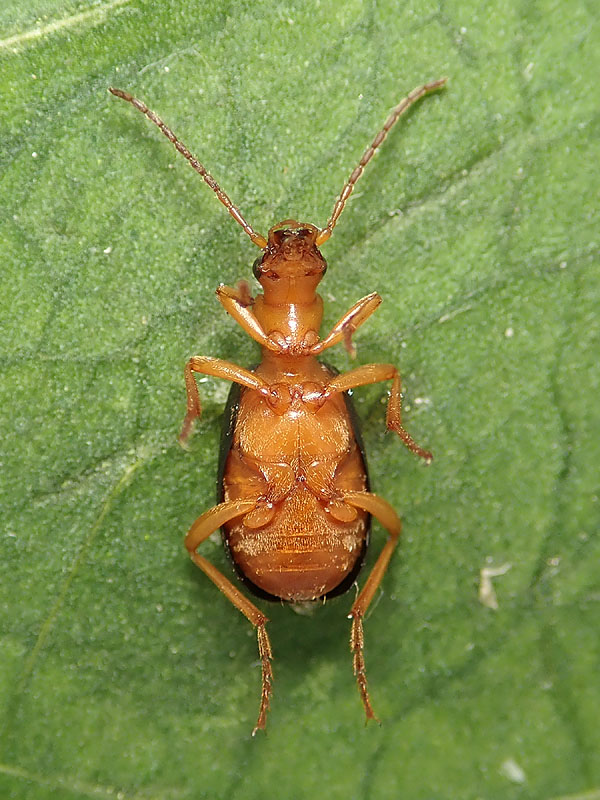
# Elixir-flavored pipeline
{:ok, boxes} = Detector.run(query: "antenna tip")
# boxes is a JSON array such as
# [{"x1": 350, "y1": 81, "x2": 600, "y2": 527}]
[
  {"x1": 428, "y1": 77, "x2": 448, "y2": 91},
  {"x1": 108, "y1": 87, "x2": 131, "y2": 101}
]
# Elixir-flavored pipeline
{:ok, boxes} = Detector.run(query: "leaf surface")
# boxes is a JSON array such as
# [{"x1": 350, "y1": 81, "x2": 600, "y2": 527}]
[{"x1": 1, "y1": 1, "x2": 599, "y2": 798}]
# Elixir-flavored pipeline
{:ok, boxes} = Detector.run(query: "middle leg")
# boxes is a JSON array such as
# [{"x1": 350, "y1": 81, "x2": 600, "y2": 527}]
[
  {"x1": 324, "y1": 363, "x2": 433, "y2": 462},
  {"x1": 179, "y1": 356, "x2": 270, "y2": 444}
]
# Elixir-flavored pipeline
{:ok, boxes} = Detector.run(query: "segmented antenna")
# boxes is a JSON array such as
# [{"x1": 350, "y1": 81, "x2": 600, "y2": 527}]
[
  {"x1": 315, "y1": 78, "x2": 447, "y2": 246},
  {"x1": 109, "y1": 88, "x2": 268, "y2": 249}
]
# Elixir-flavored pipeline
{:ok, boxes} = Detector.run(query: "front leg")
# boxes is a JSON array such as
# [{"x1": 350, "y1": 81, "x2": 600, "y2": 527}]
[
  {"x1": 216, "y1": 282, "x2": 279, "y2": 353},
  {"x1": 179, "y1": 356, "x2": 271, "y2": 444},
  {"x1": 323, "y1": 363, "x2": 433, "y2": 462},
  {"x1": 310, "y1": 292, "x2": 381, "y2": 357}
]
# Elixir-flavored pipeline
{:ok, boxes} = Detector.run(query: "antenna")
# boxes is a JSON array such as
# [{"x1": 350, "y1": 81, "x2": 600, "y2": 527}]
[
  {"x1": 315, "y1": 78, "x2": 447, "y2": 246},
  {"x1": 109, "y1": 88, "x2": 268, "y2": 248}
]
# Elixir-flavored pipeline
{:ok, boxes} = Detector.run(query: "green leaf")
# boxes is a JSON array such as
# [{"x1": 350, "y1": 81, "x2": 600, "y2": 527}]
[{"x1": 1, "y1": 1, "x2": 599, "y2": 798}]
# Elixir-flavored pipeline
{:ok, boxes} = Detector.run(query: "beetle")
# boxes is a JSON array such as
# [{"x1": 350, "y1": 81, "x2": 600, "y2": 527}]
[{"x1": 110, "y1": 78, "x2": 446, "y2": 733}]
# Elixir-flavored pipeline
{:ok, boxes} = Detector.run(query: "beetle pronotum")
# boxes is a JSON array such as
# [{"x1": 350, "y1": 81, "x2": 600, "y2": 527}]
[{"x1": 111, "y1": 77, "x2": 446, "y2": 733}]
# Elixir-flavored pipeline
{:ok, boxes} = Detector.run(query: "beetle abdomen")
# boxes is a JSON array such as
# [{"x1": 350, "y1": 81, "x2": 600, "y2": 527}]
[
  {"x1": 219, "y1": 361, "x2": 371, "y2": 602},
  {"x1": 225, "y1": 484, "x2": 368, "y2": 602}
]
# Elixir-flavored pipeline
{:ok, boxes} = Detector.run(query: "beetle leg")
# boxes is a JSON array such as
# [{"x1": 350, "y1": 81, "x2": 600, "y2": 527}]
[
  {"x1": 310, "y1": 292, "x2": 381, "y2": 357},
  {"x1": 216, "y1": 284, "x2": 280, "y2": 353},
  {"x1": 323, "y1": 364, "x2": 433, "y2": 462},
  {"x1": 341, "y1": 490, "x2": 402, "y2": 722},
  {"x1": 179, "y1": 356, "x2": 271, "y2": 444},
  {"x1": 185, "y1": 498, "x2": 274, "y2": 734}
]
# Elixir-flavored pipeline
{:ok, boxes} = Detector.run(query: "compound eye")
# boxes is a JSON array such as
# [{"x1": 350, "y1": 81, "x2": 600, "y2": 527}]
[{"x1": 252, "y1": 256, "x2": 263, "y2": 280}]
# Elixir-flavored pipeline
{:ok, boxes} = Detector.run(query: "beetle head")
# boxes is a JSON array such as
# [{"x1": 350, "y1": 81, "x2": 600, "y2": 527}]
[{"x1": 253, "y1": 221, "x2": 327, "y2": 285}]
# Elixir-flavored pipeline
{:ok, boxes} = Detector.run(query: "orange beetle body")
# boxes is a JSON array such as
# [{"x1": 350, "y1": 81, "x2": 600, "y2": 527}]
[
  {"x1": 219, "y1": 222, "x2": 370, "y2": 603},
  {"x1": 110, "y1": 80, "x2": 446, "y2": 733}
]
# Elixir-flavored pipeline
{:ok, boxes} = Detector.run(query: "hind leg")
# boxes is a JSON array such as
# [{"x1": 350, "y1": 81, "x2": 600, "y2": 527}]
[
  {"x1": 340, "y1": 491, "x2": 402, "y2": 721},
  {"x1": 184, "y1": 498, "x2": 274, "y2": 734}
]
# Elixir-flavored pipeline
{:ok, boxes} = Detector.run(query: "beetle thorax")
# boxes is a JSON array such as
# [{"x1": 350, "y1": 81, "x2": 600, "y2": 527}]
[{"x1": 252, "y1": 220, "x2": 327, "y2": 351}]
